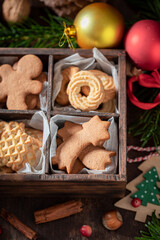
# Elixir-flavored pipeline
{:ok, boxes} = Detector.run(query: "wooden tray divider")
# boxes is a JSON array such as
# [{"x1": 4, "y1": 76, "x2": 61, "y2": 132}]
[
  {"x1": 0, "y1": 48, "x2": 127, "y2": 197},
  {"x1": 118, "y1": 53, "x2": 126, "y2": 180},
  {"x1": 44, "y1": 54, "x2": 53, "y2": 173},
  {"x1": 0, "y1": 48, "x2": 125, "y2": 57}
]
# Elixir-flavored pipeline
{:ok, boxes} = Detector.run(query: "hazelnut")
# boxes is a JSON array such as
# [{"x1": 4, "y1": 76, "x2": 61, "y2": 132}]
[
  {"x1": 102, "y1": 210, "x2": 123, "y2": 230},
  {"x1": 2, "y1": 0, "x2": 31, "y2": 23}
]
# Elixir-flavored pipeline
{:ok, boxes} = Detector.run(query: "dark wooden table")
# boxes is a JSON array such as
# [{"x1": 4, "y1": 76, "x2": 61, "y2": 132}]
[
  {"x1": 0, "y1": 1, "x2": 149, "y2": 239},
  {"x1": 0, "y1": 101, "x2": 150, "y2": 240}
]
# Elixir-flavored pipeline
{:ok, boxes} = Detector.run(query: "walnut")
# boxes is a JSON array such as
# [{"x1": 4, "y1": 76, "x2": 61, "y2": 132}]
[{"x1": 2, "y1": 0, "x2": 31, "y2": 23}]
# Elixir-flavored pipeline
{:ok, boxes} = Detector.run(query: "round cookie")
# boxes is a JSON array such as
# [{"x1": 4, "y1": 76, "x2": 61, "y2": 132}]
[
  {"x1": 82, "y1": 70, "x2": 116, "y2": 103},
  {"x1": 67, "y1": 70, "x2": 105, "y2": 111}
]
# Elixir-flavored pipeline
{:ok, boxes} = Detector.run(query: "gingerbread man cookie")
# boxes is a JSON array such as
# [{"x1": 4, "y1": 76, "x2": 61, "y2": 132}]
[{"x1": 0, "y1": 54, "x2": 43, "y2": 110}]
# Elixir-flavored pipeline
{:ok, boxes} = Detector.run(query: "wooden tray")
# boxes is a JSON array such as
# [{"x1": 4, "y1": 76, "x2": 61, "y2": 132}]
[{"x1": 0, "y1": 48, "x2": 126, "y2": 197}]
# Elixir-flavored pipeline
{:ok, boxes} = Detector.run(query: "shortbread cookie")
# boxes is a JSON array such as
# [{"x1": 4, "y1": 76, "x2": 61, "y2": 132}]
[
  {"x1": 82, "y1": 70, "x2": 116, "y2": 103},
  {"x1": 5, "y1": 121, "x2": 25, "y2": 132},
  {"x1": 0, "y1": 54, "x2": 43, "y2": 110},
  {"x1": 56, "y1": 66, "x2": 79, "y2": 106},
  {"x1": 0, "y1": 127, "x2": 32, "y2": 169},
  {"x1": 70, "y1": 159, "x2": 85, "y2": 174},
  {"x1": 25, "y1": 72, "x2": 47, "y2": 109},
  {"x1": 57, "y1": 121, "x2": 82, "y2": 141},
  {"x1": 0, "y1": 122, "x2": 40, "y2": 171},
  {"x1": 67, "y1": 71, "x2": 105, "y2": 111},
  {"x1": 58, "y1": 121, "x2": 114, "y2": 170},
  {"x1": 52, "y1": 115, "x2": 110, "y2": 173},
  {"x1": 79, "y1": 145, "x2": 115, "y2": 170},
  {"x1": 56, "y1": 137, "x2": 63, "y2": 147},
  {"x1": 17, "y1": 137, "x2": 40, "y2": 170},
  {"x1": 0, "y1": 121, "x2": 8, "y2": 136},
  {"x1": 58, "y1": 121, "x2": 104, "y2": 147},
  {"x1": 0, "y1": 121, "x2": 25, "y2": 138},
  {"x1": 53, "y1": 137, "x2": 84, "y2": 174},
  {"x1": 25, "y1": 127, "x2": 43, "y2": 147}
]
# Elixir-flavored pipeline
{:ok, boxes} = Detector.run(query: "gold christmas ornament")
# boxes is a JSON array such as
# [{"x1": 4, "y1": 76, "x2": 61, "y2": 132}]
[
  {"x1": 2, "y1": 0, "x2": 31, "y2": 23},
  {"x1": 64, "y1": 2, "x2": 125, "y2": 49}
]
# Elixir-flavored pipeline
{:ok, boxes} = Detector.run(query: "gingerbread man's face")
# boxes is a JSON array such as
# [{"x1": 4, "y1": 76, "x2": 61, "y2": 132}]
[
  {"x1": 0, "y1": 54, "x2": 43, "y2": 110},
  {"x1": 17, "y1": 55, "x2": 43, "y2": 78}
]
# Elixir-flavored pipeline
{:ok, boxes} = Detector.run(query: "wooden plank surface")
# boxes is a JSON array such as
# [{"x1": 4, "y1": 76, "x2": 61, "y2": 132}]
[
  {"x1": 0, "y1": 2, "x2": 142, "y2": 238},
  {"x1": 0, "y1": 165, "x2": 145, "y2": 240},
  {"x1": 0, "y1": 100, "x2": 149, "y2": 239}
]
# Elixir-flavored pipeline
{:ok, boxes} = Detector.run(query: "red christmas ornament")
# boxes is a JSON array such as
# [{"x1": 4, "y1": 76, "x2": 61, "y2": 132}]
[
  {"x1": 131, "y1": 198, "x2": 141, "y2": 208},
  {"x1": 124, "y1": 20, "x2": 160, "y2": 71},
  {"x1": 80, "y1": 225, "x2": 92, "y2": 237}
]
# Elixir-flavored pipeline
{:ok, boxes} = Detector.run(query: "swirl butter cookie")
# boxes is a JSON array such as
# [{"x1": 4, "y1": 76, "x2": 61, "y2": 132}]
[
  {"x1": 67, "y1": 71, "x2": 105, "y2": 111},
  {"x1": 82, "y1": 70, "x2": 116, "y2": 103}
]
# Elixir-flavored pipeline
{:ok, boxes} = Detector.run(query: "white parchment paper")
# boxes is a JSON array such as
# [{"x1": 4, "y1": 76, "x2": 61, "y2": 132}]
[
  {"x1": 39, "y1": 80, "x2": 48, "y2": 111},
  {"x1": 16, "y1": 111, "x2": 50, "y2": 174},
  {"x1": 50, "y1": 115, "x2": 118, "y2": 174},
  {"x1": 52, "y1": 47, "x2": 118, "y2": 113}
]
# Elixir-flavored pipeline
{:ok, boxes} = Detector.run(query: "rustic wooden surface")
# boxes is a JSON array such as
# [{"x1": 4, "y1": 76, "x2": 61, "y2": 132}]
[
  {"x1": 0, "y1": 1, "x2": 149, "y2": 239},
  {"x1": 0, "y1": 100, "x2": 150, "y2": 240}
]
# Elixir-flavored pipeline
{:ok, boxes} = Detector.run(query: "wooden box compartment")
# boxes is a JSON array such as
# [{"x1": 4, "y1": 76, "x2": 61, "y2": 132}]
[{"x1": 0, "y1": 48, "x2": 126, "y2": 197}]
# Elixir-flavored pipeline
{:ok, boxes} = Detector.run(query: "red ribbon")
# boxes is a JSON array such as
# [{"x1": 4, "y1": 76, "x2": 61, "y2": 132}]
[{"x1": 127, "y1": 69, "x2": 160, "y2": 110}]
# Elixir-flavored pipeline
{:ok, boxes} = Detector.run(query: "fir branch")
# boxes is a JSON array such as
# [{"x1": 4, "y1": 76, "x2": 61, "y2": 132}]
[
  {"x1": 128, "y1": 88, "x2": 160, "y2": 148},
  {"x1": 125, "y1": 0, "x2": 160, "y2": 27},
  {"x1": 0, "y1": 11, "x2": 78, "y2": 48},
  {"x1": 135, "y1": 212, "x2": 160, "y2": 239}
]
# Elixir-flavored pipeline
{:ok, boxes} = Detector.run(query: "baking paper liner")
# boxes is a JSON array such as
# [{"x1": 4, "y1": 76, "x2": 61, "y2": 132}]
[
  {"x1": 52, "y1": 47, "x2": 118, "y2": 113},
  {"x1": 50, "y1": 114, "x2": 118, "y2": 174},
  {"x1": 17, "y1": 111, "x2": 49, "y2": 174},
  {"x1": 0, "y1": 111, "x2": 49, "y2": 174}
]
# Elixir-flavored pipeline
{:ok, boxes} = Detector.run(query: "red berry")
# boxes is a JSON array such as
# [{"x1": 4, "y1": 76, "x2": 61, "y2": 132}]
[
  {"x1": 131, "y1": 198, "x2": 141, "y2": 207},
  {"x1": 80, "y1": 225, "x2": 92, "y2": 237}
]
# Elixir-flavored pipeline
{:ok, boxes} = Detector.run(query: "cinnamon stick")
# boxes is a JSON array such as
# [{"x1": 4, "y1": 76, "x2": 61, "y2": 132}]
[
  {"x1": 0, "y1": 208, "x2": 37, "y2": 240},
  {"x1": 34, "y1": 200, "x2": 83, "y2": 224}
]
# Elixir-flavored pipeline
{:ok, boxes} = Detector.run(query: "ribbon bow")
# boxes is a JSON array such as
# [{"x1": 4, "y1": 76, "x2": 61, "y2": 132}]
[{"x1": 127, "y1": 69, "x2": 160, "y2": 110}]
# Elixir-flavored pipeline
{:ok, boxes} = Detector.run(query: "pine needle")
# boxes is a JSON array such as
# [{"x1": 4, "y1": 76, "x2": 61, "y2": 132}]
[
  {"x1": 0, "y1": 11, "x2": 78, "y2": 48},
  {"x1": 125, "y1": 0, "x2": 160, "y2": 27},
  {"x1": 135, "y1": 212, "x2": 160, "y2": 239},
  {"x1": 128, "y1": 88, "x2": 160, "y2": 148}
]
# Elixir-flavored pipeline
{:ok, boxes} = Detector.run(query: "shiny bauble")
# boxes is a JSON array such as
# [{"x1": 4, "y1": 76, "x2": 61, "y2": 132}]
[
  {"x1": 73, "y1": 2, "x2": 124, "y2": 49},
  {"x1": 124, "y1": 20, "x2": 160, "y2": 71},
  {"x1": 131, "y1": 198, "x2": 141, "y2": 208}
]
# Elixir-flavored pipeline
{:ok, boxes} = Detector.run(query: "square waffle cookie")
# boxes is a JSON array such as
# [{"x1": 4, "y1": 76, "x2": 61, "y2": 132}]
[{"x1": 0, "y1": 122, "x2": 40, "y2": 171}]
